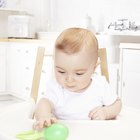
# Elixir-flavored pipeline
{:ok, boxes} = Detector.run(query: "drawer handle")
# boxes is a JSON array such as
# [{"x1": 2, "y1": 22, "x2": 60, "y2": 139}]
[
  {"x1": 123, "y1": 82, "x2": 125, "y2": 87},
  {"x1": 25, "y1": 87, "x2": 30, "y2": 91},
  {"x1": 42, "y1": 70, "x2": 46, "y2": 73},
  {"x1": 25, "y1": 67, "x2": 30, "y2": 70},
  {"x1": 25, "y1": 50, "x2": 29, "y2": 53},
  {"x1": 41, "y1": 92, "x2": 45, "y2": 95},
  {"x1": 17, "y1": 49, "x2": 21, "y2": 52}
]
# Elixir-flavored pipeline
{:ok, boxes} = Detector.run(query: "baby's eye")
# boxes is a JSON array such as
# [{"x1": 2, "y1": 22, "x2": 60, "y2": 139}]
[
  {"x1": 76, "y1": 73, "x2": 84, "y2": 76},
  {"x1": 58, "y1": 71, "x2": 65, "y2": 74}
]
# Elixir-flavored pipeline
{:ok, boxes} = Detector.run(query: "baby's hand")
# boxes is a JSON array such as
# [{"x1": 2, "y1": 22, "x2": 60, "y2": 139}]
[
  {"x1": 33, "y1": 114, "x2": 57, "y2": 131},
  {"x1": 89, "y1": 106, "x2": 107, "y2": 120}
]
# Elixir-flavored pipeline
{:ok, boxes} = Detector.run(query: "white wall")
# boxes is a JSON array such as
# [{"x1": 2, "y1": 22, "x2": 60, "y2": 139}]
[
  {"x1": 1, "y1": 0, "x2": 140, "y2": 34},
  {"x1": 50, "y1": 0, "x2": 140, "y2": 32},
  {"x1": 49, "y1": 0, "x2": 140, "y2": 64},
  {"x1": 1, "y1": 0, "x2": 140, "y2": 63}
]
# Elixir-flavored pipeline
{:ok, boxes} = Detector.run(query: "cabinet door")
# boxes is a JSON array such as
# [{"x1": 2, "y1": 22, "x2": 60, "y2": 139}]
[
  {"x1": 0, "y1": 43, "x2": 6, "y2": 92},
  {"x1": 7, "y1": 43, "x2": 38, "y2": 100},
  {"x1": 121, "y1": 49, "x2": 140, "y2": 109}
]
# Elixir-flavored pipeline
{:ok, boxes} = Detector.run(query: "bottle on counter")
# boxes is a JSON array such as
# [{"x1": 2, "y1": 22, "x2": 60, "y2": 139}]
[{"x1": 81, "y1": 14, "x2": 96, "y2": 34}]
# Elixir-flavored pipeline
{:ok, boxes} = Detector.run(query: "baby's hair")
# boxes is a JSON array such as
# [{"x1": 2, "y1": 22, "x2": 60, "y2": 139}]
[{"x1": 55, "y1": 27, "x2": 98, "y2": 54}]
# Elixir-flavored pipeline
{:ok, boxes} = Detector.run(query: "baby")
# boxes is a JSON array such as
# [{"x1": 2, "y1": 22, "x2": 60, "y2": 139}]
[{"x1": 33, "y1": 27, "x2": 122, "y2": 129}]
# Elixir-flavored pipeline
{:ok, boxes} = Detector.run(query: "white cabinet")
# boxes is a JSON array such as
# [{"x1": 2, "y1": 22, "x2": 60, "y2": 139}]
[
  {"x1": 119, "y1": 43, "x2": 140, "y2": 109},
  {"x1": 6, "y1": 42, "x2": 38, "y2": 99},
  {"x1": 0, "y1": 39, "x2": 55, "y2": 100},
  {"x1": 0, "y1": 43, "x2": 6, "y2": 92}
]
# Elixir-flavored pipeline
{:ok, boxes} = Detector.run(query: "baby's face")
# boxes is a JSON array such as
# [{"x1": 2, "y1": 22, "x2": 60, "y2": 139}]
[{"x1": 54, "y1": 49, "x2": 97, "y2": 92}]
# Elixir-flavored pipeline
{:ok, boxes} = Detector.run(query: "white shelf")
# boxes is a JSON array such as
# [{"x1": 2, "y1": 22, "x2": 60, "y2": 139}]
[
  {"x1": 119, "y1": 43, "x2": 140, "y2": 49},
  {"x1": 101, "y1": 31, "x2": 140, "y2": 36},
  {"x1": 0, "y1": 8, "x2": 30, "y2": 15}
]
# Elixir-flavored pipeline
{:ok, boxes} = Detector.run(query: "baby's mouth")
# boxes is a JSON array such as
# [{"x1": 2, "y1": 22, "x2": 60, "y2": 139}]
[
  {"x1": 66, "y1": 85, "x2": 75, "y2": 88},
  {"x1": 65, "y1": 84, "x2": 76, "y2": 90}
]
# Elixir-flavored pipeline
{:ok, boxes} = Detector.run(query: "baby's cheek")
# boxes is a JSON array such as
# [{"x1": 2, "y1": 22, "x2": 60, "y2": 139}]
[{"x1": 57, "y1": 78, "x2": 65, "y2": 87}]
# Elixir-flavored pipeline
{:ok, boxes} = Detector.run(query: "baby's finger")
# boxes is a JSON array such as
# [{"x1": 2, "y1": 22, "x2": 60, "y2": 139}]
[
  {"x1": 33, "y1": 121, "x2": 44, "y2": 130},
  {"x1": 44, "y1": 120, "x2": 51, "y2": 127},
  {"x1": 88, "y1": 109, "x2": 97, "y2": 118},
  {"x1": 91, "y1": 114, "x2": 100, "y2": 120},
  {"x1": 90, "y1": 113, "x2": 99, "y2": 120},
  {"x1": 51, "y1": 117, "x2": 57, "y2": 123}
]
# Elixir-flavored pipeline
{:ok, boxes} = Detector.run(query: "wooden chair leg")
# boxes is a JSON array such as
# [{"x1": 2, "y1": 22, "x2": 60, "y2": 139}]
[{"x1": 30, "y1": 47, "x2": 45, "y2": 103}]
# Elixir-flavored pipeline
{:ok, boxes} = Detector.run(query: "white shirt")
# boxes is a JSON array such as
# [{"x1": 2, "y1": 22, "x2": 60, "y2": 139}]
[{"x1": 42, "y1": 74, "x2": 117, "y2": 120}]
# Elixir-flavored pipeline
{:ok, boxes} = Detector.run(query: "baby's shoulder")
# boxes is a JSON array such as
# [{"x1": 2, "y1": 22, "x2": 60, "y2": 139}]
[
  {"x1": 46, "y1": 79, "x2": 57, "y2": 86},
  {"x1": 91, "y1": 74, "x2": 109, "y2": 89},
  {"x1": 92, "y1": 74, "x2": 107, "y2": 83},
  {"x1": 46, "y1": 79, "x2": 62, "y2": 90}
]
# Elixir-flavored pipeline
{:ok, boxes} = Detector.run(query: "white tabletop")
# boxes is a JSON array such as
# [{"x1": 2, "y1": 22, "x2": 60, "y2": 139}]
[
  {"x1": 120, "y1": 43, "x2": 140, "y2": 49},
  {"x1": 0, "y1": 103, "x2": 140, "y2": 140}
]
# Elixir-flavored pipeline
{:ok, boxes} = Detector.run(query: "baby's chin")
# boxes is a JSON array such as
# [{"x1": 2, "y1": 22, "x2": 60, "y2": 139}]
[{"x1": 65, "y1": 86, "x2": 86, "y2": 93}]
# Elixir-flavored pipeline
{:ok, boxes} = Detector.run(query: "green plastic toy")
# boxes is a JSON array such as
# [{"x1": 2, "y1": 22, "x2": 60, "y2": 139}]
[{"x1": 16, "y1": 123, "x2": 69, "y2": 140}]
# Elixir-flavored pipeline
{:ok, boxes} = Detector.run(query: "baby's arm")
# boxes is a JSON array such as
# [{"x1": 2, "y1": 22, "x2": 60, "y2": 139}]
[
  {"x1": 33, "y1": 98, "x2": 57, "y2": 130},
  {"x1": 89, "y1": 98, "x2": 122, "y2": 120}
]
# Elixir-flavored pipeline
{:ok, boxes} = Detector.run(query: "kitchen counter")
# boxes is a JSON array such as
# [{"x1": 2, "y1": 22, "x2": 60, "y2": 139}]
[
  {"x1": 0, "y1": 38, "x2": 37, "y2": 42},
  {"x1": 0, "y1": 38, "x2": 49, "y2": 44},
  {"x1": 0, "y1": 104, "x2": 140, "y2": 140}
]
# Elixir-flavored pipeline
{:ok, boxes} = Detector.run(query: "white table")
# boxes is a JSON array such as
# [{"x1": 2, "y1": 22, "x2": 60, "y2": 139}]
[{"x1": 0, "y1": 103, "x2": 140, "y2": 140}]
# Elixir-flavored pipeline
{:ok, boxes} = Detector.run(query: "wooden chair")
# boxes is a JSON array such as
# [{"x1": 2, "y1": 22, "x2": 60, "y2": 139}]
[
  {"x1": 98, "y1": 48, "x2": 109, "y2": 83},
  {"x1": 30, "y1": 47, "x2": 109, "y2": 103}
]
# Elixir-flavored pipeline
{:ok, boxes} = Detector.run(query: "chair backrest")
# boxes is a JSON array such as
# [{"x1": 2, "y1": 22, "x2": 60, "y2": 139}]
[
  {"x1": 30, "y1": 47, "x2": 109, "y2": 103},
  {"x1": 30, "y1": 47, "x2": 45, "y2": 103},
  {"x1": 98, "y1": 48, "x2": 109, "y2": 82}
]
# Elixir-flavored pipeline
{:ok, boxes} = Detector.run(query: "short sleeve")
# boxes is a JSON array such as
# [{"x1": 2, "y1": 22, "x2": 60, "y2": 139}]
[{"x1": 40, "y1": 80, "x2": 60, "y2": 106}]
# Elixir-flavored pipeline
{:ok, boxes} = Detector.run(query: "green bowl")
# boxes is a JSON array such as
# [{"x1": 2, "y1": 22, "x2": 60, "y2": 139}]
[{"x1": 44, "y1": 123, "x2": 69, "y2": 140}]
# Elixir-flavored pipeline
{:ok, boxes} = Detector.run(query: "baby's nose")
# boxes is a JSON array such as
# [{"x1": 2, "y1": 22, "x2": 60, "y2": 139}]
[{"x1": 66, "y1": 75, "x2": 74, "y2": 83}]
